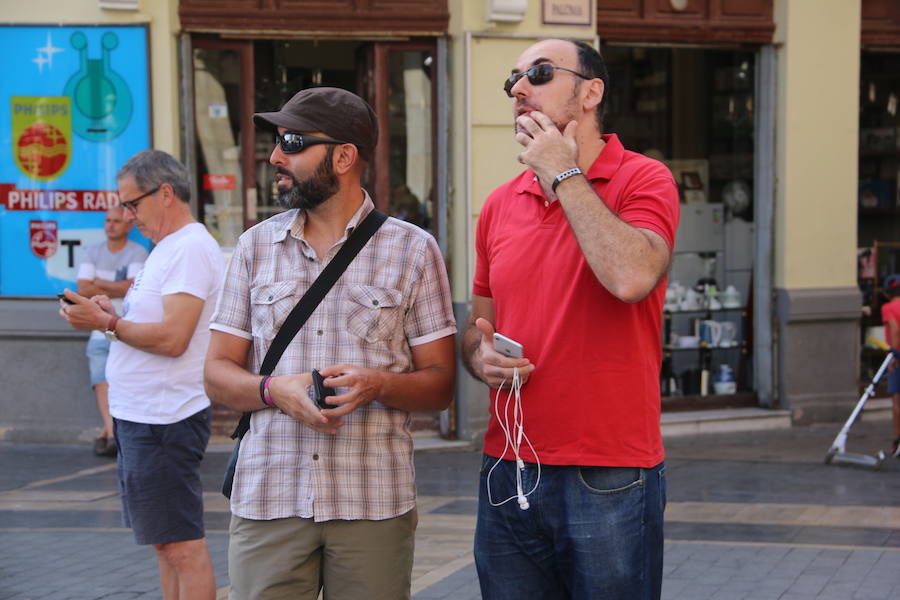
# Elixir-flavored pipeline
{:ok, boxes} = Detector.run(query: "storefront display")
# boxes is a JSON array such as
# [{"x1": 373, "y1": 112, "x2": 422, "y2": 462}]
[
  {"x1": 603, "y1": 44, "x2": 757, "y2": 399},
  {"x1": 858, "y1": 51, "x2": 900, "y2": 387}
]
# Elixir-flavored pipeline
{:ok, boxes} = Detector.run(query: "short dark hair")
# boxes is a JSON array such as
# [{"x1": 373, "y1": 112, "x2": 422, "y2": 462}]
[
  {"x1": 573, "y1": 41, "x2": 610, "y2": 133},
  {"x1": 117, "y1": 150, "x2": 191, "y2": 203}
]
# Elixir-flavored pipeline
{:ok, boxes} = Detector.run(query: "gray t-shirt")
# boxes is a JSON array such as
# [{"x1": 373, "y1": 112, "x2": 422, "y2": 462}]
[
  {"x1": 78, "y1": 240, "x2": 148, "y2": 285},
  {"x1": 77, "y1": 240, "x2": 149, "y2": 339}
]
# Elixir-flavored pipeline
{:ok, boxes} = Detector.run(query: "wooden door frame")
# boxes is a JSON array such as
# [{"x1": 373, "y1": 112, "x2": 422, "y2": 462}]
[{"x1": 189, "y1": 36, "x2": 256, "y2": 231}]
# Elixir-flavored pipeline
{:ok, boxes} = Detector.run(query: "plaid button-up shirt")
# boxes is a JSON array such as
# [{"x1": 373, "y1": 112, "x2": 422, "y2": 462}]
[{"x1": 210, "y1": 193, "x2": 456, "y2": 521}]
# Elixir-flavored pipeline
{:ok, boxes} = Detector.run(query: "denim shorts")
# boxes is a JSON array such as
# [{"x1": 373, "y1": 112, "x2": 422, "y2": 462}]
[
  {"x1": 85, "y1": 336, "x2": 110, "y2": 386},
  {"x1": 114, "y1": 407, "x2": 211, "y2": 545},
  {"x1": 475, "y1": 455, "x2": 666, "y2": 600},
  {"x1": 889, "y1": 367, "x2": 900, "y2": 395}
]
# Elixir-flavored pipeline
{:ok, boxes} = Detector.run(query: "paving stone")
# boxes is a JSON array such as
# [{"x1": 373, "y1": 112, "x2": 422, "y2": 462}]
[
  {"x1": 673, "y1": 583, "x2": 721, "y2": 600},
  {"x1": 661, "y1": 577, "x2": 691, "y2": 598},
  {"x1": 855, "y1": 582, "x2": 897, "y2": 599},
  {"x1": 786, "y1": 573, "x2": 831, "y2": 595},
  {"x1": 754, "y1": 576, "x2": 797, "y2": 592},
  {"x1": 742, "y1": 592, "x2": 786, "y2": 600},
  {"x1": 731, "y1": 565, "x2": 774, "y2": 581}
]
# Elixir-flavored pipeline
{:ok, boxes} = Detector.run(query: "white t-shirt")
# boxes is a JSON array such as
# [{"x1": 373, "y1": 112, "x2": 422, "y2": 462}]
[
  {"x1": 77, "y1": 240, "x2": 148, "y2": 342},
  {"x1": 107, "y1": 223, "x2": 225, "y2": 424}
]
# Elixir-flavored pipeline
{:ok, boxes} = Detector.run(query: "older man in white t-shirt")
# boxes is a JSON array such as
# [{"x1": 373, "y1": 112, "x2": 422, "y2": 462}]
[
  {"x1": 77, "y1": 206, "x2": 148, "y2": 457},
  {"x1": 60, "y1": 150, "x2": 224, "y2": 600}
]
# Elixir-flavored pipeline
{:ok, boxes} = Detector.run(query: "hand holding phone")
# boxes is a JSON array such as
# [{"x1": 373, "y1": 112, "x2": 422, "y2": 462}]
[
  {"x1": 57, "y1": 293, "x2": 75, "y2": 305},
  {"x1": 311, "y1": 369, "x2": 337, "y2": 409}
]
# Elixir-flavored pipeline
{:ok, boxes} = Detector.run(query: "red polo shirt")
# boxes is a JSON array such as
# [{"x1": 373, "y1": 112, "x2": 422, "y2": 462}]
[
  {"x1": 473, "y1": 134, "x2": 679, "y2": 467},
  {"x1": 882, "y1": 299, "x2": 900, "y2": 347}
]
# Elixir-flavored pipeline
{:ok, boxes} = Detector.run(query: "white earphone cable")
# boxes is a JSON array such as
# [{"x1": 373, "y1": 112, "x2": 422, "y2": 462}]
[{"x1": 486, "y1": 367, "x2": 541, "y2": 510}]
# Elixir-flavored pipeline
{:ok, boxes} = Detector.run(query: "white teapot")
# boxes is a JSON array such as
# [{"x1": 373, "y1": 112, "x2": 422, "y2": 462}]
[
  {"x1": 665, "y1": 282, "x2": 683, "y2": 311},
  {"x1": 722, "y1": 285, "x2": 742, "y2": 309},
  {"x1": 681, "y1": 288, "x2": 703, "y2": 311}
]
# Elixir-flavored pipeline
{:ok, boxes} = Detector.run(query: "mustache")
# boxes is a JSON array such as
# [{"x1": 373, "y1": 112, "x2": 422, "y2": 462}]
[{"x1": 276, "y1": 167, "x2": 294, "y2": 178}]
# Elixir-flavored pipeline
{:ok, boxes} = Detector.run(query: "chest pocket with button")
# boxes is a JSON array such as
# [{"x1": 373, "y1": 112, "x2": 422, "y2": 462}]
[
  {"x1": 249, "y1": 281, "x2": 297, "y2": 340},
  {"x1": 346, "y1": 285, "x2": 404, "y2": 343}
]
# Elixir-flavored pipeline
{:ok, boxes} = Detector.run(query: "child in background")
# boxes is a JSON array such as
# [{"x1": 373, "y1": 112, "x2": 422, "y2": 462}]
[{"x1": 882, "y1": 274, "x2": 900, "y2": 457}]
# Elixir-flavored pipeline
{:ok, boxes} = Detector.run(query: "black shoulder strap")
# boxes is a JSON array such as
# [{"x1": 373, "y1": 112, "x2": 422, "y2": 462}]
[{"x1": 230, "y1": 209, "x2": 388, "y2": 439}]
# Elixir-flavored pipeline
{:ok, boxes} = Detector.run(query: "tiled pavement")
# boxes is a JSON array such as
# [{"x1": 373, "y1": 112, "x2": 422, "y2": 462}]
[{"x1": 3, "y1": 417, "x2": 900, "y2": 599}]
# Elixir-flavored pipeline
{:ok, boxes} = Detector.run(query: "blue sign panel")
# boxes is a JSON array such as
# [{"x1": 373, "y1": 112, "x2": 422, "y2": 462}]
[{"x1": 0, "y1": 25, "x2": 151, "y2": 295}]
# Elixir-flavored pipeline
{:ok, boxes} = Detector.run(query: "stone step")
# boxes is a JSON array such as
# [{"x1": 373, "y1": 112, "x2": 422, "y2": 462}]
[
  {"x1": 661, "y1": 407, "x2": 792, "y2": 437},
  {"x1": 863, "y1": 397, "x2": 894, "y2": 419}
]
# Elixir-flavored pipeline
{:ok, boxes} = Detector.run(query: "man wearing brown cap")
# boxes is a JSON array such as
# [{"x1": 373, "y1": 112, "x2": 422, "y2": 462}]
[{"x1": 204, "y1": 87, "x2": 457, "y2": 599}]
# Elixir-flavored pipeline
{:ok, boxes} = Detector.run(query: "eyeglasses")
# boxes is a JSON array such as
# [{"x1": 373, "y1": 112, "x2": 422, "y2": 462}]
[
  {"x1": 275, "y1": 132, "x2": 350, "y2": 155},
  {"x1": 503, "y1": 63, "x2": 592, "y2": 98},
  {"x1": 120, "y1": 186, "x2": 159, "y2": 214}
]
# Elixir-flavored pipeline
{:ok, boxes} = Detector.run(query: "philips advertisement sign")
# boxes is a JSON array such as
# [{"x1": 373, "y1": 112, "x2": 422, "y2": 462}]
[{"x1": 0, "y1": 25, "x2": 151, "y2": 295}]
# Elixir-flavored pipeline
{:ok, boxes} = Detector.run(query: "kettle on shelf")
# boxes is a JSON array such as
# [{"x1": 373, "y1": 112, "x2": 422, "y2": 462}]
[{"x1": 713, "y1": 365, "x2": 737, "y2": 395}]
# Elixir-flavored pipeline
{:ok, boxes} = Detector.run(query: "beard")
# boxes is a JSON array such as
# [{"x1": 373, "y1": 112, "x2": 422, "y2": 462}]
[
  {"x1": 514, "y1": 84, "x2": 582, "y2": 134},
  {"x1": 276, "y1": 150, "x2": 339, "y2": 211}
]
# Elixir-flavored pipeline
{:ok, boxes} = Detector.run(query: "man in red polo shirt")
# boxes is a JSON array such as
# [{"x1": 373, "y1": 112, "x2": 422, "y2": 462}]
[{"x1": 461, "y1": 39, "x2": 679, "y2": 600}]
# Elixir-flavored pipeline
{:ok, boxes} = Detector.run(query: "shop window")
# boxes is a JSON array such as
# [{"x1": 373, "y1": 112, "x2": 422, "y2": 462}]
[
  {"x1": 193, "y1": 47, "x2": 245, "y2": 248},
  {"x1": 386, "y1": 50, "x2": 434, "y2": 233},
  {"x1": 603, "y1": 44, "x2": 757, "y2": 401},
  {"x1": 857, "y1": 51, "x2": 900, "y2": 388}
]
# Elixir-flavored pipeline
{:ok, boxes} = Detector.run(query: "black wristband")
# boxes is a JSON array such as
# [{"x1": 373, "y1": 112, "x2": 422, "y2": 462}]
[{"x1": 551, "y1": 167, "x2": 583, "y2": 193}]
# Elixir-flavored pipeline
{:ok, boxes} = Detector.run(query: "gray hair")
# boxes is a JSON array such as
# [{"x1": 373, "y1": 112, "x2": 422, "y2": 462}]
[{"x1": 117, "y1": 150, "x2": 191, "y2": 203}]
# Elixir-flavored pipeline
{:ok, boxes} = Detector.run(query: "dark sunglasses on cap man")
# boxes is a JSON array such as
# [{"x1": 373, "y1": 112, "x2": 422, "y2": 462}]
[
  {"x1": 504, "y1": 63, "x2": 592, "y2": 98},
  {"x1": 275, "y1": 132, "x2": 352, "y2": 155}
]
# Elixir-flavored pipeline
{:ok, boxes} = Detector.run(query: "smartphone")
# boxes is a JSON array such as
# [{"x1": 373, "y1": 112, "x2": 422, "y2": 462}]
[
  {"x1": 493, "y1": 333, "x2": 523, "y2": 359},
  {"x1": 57, "y1": 293, "x2": 75, "y2": 305},
  {"x1": 311, "y1": 369, "x2": 337, "y2": 409}
]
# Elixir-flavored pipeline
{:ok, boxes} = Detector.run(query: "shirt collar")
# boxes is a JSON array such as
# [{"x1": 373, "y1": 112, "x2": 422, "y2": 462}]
[
  {"x1": 273, "y1": 188, "x2": 375, "y2": 244},
  {"x1": 514, "y1": 133, "x2": 625, "y2": 198}
]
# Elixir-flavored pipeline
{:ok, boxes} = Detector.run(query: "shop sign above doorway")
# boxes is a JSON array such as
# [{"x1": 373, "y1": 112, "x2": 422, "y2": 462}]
[{"x1": 542, "y1": 0, "x2": 592, "y2": 26}]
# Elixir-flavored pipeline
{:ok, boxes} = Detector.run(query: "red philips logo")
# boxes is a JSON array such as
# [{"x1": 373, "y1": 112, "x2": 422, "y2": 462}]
[{"x1": 30, "y1": 220, "x2": 59, "y2": 259}]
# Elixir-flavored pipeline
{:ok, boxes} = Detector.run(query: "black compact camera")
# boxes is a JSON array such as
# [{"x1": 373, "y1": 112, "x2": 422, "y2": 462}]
[{"x1": 311, "y1": 369, "x2": 337, "y2": 409}]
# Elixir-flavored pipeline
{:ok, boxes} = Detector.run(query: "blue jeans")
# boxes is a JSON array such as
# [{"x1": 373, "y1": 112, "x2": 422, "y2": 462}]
[{"x1": 474, "y1": 455, "x2": 666, "y2": 600}]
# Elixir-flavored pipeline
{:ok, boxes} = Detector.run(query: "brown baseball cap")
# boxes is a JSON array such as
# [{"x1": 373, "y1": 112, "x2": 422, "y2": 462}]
[{"x1": 253, "y1": 87, "x2": 378, "y2": 162}]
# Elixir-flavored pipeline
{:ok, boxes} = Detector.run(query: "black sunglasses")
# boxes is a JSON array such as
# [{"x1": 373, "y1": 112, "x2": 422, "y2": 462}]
[
  {"x1": 121, "y1": 186, "x2": 159, "y2": 214},
  {"x1": 504, "y1": 63, "x2": 592, "y2": 98},
  {"x1": 275, "y1": 132, "x2": 351, "y2": 154}
]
